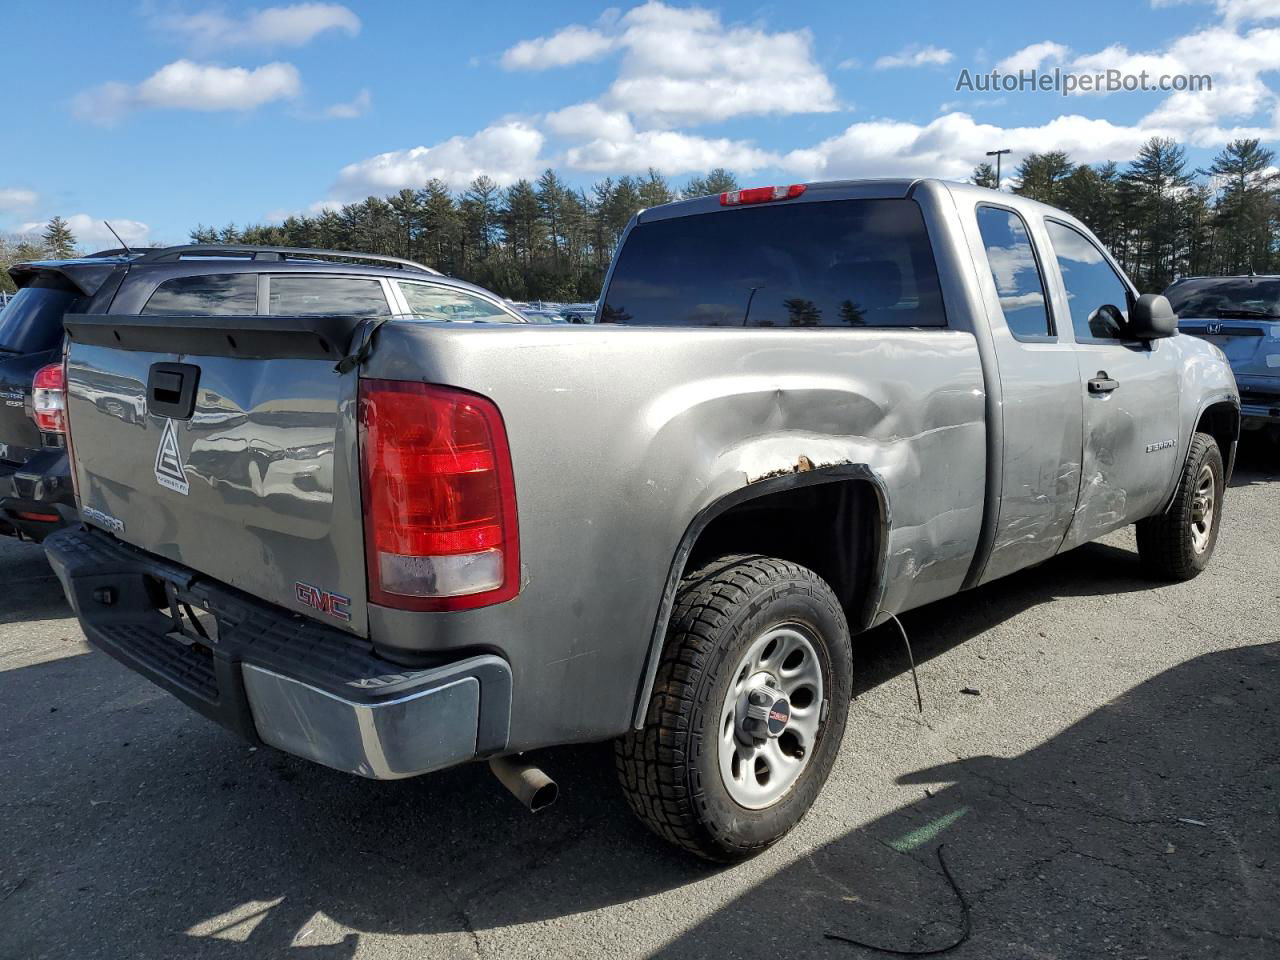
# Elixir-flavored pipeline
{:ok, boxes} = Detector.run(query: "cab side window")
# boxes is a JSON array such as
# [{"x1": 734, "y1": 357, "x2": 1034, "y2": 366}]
[
  {"x1": 975, "y1": 206, "x2": 1052, "y2": 339},
  {"x1": 1045, "y1": 221, "x2": 1131, "y2": 341}
]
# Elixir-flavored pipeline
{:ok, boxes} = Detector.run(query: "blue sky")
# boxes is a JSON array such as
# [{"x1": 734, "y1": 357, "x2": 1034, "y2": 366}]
[{"x1": 3, "y1": 0, "x2": 1278, "y2": 248}]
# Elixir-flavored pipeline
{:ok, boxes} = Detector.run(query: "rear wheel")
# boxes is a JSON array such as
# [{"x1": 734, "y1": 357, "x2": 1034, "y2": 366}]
[
  {"x1": 1136, "y1": 432, "x2": 1224, "y2": 580},
  {"x1": 615, "y1": 555, "x2": 852, "y2": 862}
]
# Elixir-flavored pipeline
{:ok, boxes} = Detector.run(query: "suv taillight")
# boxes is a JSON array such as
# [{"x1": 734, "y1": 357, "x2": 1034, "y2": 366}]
[
  {"x1": 359, "y1": 379, "x2": 519, "y2": 611},
  {"x1": 31, "y1": 363, "x2": 67, "y2": 433}
]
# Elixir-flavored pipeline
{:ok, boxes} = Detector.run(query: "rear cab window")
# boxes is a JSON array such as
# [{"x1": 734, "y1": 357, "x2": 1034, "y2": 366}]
[
  {"x1": 601, "y1": 198, "x2": 946, "y2": 328},
  {"x1": 974, "y1": 206, "x2": 1052, "y2": 340},
  {"x1": 142, "y1": 274, "x2": 257, "y2": 316}
]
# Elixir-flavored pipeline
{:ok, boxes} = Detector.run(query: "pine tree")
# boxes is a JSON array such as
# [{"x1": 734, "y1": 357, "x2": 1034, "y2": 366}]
[
  {"x1": 42, "y1": 216, "x2": 77, "y2": 257},
  {"x1": 682, "y1": 168, "x2": 739, "y2": 199},
  {"x1": 971, "y1": 162, "x2": 998, "y2": 189},
  {"x1": 1123, "y1": 137, "x2": 1194, "y2": 288},
  {"x1": 1203, "y1": 139, "x2": 1277, "y2": 274},
  {"x1": 1012, "y1": 152, "x2": 1074, "y2": 206}
]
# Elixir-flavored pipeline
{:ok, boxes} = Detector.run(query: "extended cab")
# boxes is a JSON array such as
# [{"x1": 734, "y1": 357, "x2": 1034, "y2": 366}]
[{"x1": 46, "y1": 182, "x2": 1239, "y2": 861}]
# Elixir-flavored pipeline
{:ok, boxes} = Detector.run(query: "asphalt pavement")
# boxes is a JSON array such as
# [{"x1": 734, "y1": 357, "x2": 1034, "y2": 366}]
[{"x1": 2, "y1": 446, "x2": 1277, "y2": 959}]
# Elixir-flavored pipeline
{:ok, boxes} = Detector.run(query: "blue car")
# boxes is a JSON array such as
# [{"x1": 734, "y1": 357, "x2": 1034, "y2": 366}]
[{"x1": 1166, "y1": 274, "x2": 1280, "y2": 442}]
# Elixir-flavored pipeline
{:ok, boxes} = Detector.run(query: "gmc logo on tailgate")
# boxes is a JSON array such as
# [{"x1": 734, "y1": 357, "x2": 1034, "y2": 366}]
[{"x1": 295, "y1": 582, "x2": 351, "y2": 622}]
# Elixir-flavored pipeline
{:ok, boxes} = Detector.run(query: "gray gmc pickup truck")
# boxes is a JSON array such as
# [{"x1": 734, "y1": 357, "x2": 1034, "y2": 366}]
[{"x1": 45, "y1": 180, "x2": 1239, "y2": 862}]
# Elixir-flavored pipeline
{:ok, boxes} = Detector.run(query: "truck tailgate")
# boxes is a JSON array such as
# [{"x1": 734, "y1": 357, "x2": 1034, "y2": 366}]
[{"x1": 63, "y1": 315, "x2": 368, "y2": 635}]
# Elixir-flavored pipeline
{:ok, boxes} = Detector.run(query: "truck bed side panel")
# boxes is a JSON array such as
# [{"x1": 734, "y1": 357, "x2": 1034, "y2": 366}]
[{"x1": 362, "y1": 323, "x2": 987, "y2": 750}]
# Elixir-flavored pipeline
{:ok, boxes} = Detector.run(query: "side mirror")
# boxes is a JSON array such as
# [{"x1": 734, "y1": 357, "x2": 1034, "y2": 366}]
[{"x1": 1129, "y1": 293, "x2": 1177, "y2": 340}]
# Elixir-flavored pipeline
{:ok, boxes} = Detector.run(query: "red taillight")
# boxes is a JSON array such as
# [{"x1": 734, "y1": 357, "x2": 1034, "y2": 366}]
[
  {"x1": 31, "y1": 363, "x2": 66, "y2": 433},
  {"x1": 358, "y1": 379, "x2": 519, "y2": 611},
  {"x1": 720, "y1": 184, "x2": 807, "y2": 206}
]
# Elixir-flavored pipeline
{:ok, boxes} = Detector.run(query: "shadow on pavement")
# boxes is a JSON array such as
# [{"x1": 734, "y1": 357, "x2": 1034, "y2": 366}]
[
  {"x1": 665, "y1": 640, "x2": 1280, "y2": 959},
  {"x1": 1229, "y1": 438, "x2": 1278, "y2": 488},
  {"x1": 1, "y1": 517, "x2": 1276, "y2": 957},
  {"x1": 0, "y1": 537, "x2": 67, "y2": 626}
]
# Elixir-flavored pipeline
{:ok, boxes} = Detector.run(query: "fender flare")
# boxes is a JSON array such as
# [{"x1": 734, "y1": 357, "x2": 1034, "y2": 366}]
[
  {"x1": 1162, "y1": 392, "x2": 1239, "y2": 513},
  {"x1": 629, "y1": 463, "x2": 892, "y2": 729}
]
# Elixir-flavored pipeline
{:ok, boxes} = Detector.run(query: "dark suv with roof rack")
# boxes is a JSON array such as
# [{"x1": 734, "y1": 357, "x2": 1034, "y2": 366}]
[{"x1": 0, "y1": 244, "x2": 525, "y2": 541}]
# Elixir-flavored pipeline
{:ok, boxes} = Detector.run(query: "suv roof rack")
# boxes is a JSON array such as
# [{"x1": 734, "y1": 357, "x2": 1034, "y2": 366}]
[{"x1": 135, "y1": 244, "x2": 440, "y2": 275}]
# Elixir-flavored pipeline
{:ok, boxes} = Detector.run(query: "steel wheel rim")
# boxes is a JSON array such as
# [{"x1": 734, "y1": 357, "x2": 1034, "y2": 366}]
[
  {"x1": 1190, "y1": 463, "x2": 1215, "y2": 554},
  {"x1": 718, "y1": 623, "x2": 825, "y2": 810}
]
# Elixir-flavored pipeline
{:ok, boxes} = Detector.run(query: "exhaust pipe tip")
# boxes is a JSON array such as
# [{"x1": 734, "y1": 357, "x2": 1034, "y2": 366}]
[{"x1": 489, "y1": 755, "x2": 558, "y2": 812}]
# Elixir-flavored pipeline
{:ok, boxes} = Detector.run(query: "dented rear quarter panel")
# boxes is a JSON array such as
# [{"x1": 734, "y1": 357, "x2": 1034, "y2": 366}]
[{"x1": 364, "y1": 318, "x2": 987, "y2": 750}]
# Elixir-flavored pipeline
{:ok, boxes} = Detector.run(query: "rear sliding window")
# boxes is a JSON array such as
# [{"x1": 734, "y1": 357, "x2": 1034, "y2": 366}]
[
  {"x1": 142, "y1": 274, "x2": 257, "y2": 316},
  {"x1": 601, "y1": 198, "x2": 946, "y2": 328}
]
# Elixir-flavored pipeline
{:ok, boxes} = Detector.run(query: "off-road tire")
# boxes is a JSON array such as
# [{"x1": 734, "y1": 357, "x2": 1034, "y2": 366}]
[
  {"x1": 615, "y1": 554, "x2": 853, "y2": 862},
  {"x1": 1136, "y1": 431, "x2": 1224, "y2": 580}
]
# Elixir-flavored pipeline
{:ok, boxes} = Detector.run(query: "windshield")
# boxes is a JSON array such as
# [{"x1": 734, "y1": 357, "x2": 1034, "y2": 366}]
[
  {"x1": 601, "y1": 198, "x2": 946, "y2": 328},
  {"x1": 1165, "y1": 277, "x2": 1280, "y2": 319},
  {"x1": 0, "y1": 286, "x2": 79, "y2": 353}
]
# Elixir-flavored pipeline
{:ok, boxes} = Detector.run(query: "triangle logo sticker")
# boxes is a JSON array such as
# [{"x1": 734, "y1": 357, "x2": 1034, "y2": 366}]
[{"x1": 154, "y1": 418, "x2": 190, "y2": 496}]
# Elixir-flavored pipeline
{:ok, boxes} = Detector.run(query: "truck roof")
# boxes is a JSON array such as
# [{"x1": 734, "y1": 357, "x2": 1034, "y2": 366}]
[{"x1": 634, "y1": 177, "x2": 1093, "y2": 233}]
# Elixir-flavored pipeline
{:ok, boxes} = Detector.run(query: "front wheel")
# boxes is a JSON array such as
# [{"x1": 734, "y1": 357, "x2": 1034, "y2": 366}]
[
  {"x1": 1136, "y1": 431, "x2": 1224, "y2": 580},
  {"x1": 615, "y1": 555, "x2": 853, "y2": 862}
]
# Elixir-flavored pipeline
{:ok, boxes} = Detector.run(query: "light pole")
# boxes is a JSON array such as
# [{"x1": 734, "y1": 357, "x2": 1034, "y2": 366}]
[{"x1": 986, "y1": 148, "x2": 1010, "y2": 191}]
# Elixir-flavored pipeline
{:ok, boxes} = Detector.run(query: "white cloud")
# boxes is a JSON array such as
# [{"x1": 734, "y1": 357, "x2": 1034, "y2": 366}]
[
  {"x1": 565, "y1": 129, "x2": 778, "y2": 175},
  {"x1": 501, "y1": 2, "x2": 837, "y2": 127},
  {"x1": 333, "y1": 121, "x2": 545, "y2": 196},
  {"x1": 154, "y1": 3, "x2": 360, "y2": 51},
  {"x1": 325, "y1": 88, "x2": 371, "y2": 118},
  {"x1": 18, "y1": 215, "x2": 151, "y2": 251},
  {"x1": 73, "y1": 60, "x2": 302, "y2": 125},
  {"x1": 996, "y1": 41, "x2": 1070, "y2": 73},
  {"x1": 545, "y1": 103, "x2": 637, "y2": 141},
  {"x1": 939, "y1": 96, "x2": 1006, "y2": 112},
  {"x1": 783, "y1": 113, "x2": 1163, "y2": 182},
  {"x1": 874, "y1": 45, "x2": 954, "y2": 69},
  {"x1": 837, "y1": 57, "x2": 861, "y2": 70},
  {"x1": 501, "y1": 25, "x2": 616, "y2": 69},
  {"x1": 316, "y1": 0, "x2": 1280, "y2": 214},
  {"x1": 1212, "y1": 0, "x2": 1280, "y2": 25},
  {"x1": 1068, "y1": 23, "x2": 1280, "y2": 141},
  {"x1": 0, "y1": 188, "x2": 38, "y2": 213}
]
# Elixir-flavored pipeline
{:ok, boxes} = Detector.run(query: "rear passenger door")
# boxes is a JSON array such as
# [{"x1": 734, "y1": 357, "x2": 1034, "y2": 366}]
[
  {"x1": 969, "y1": 204, "x2": 1084, "y2": 583},
  {"x1": 1042, "y1": 220, "x2": 1181, "y2": 546}
]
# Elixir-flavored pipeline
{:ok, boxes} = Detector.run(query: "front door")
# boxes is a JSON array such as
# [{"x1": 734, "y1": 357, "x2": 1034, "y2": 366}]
[{"x1": 1043, "y1": 219, "x2": 1181, "y2": 548}]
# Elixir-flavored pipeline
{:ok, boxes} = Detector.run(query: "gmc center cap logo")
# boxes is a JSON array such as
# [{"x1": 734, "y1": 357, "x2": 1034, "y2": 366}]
[
  {"x1": 154, "y1": 418, "x2": 190, "y2": 495},
  {"x1": 766, "y1": 697, "x2": 791, "y2": 737}
]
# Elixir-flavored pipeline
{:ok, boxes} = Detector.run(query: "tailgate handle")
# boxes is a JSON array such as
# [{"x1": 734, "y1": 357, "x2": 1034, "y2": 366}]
[{"x1": 147, "y1": 363, "x2": 201, "y2": 420}]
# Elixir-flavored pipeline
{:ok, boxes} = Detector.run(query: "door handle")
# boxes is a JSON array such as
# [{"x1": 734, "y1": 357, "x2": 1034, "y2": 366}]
[{"x1": 1087, "y1": 372, "x2": 1119, "y2": 394}]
